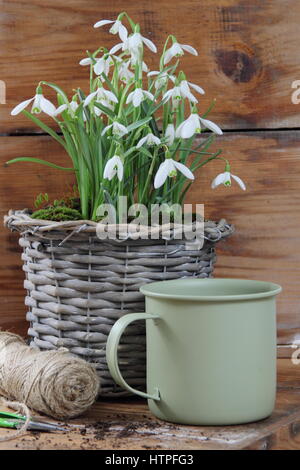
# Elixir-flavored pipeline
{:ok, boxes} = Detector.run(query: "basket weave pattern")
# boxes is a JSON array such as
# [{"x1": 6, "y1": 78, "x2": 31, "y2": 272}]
[{"x1": 5, "y1": 210, "x2": 234, "y2": 396}]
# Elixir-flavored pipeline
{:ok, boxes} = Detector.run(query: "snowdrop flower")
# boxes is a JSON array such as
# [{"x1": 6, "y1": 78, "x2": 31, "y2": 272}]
[
  {"x1": 127, "y1": 32, "x2": 157, "y2": 53},
  {"x1": 154, "y1": 159, "x2": 194, "y2": 189},
  {"x1": 110, "y1": 32, "x2": 157, "y2": 57},
  {"x1": 148, "y1": 71, "x2": 175, "y2": 90},
  {"x1": 162, "y1": 85, "x2": 186, "y2": 108},
  {"x1": 79, "y1": 55, "x2": 117, "y2": 78},
  {"x1": 103, "y1": 155, "x2": 124, "y2": 181},
  {"x1": 136, "y1": 133, "x2": 161, "y2": 148},
  {"x1": 163, "y1": 80, "x2": 205, "y2": 106},
  {"x1": 84, "y1": 88, "x2": 118, "y2": 107},
  {"x1": 126, "y1": 88, "x2": 154, "y2": 107},
  {"x1": 119, "y1": 61, "x2": 134, "y2": 83},
  {"x1": 11, "y1": 89, "x2": 56, "y2": 116},
  {"x1": 102, "y1": 121, "x2": 128, "y2": 137},
  {"x1": 94, "y1": 19, "x2": 128, "y2": 42},
  {"x1": 211, "y1": 170, "x2": 246, "y2": 190},
  {"x1": 164, "y1": 123, "x2": 175, "y2": 146},
  {"x1": 164, "y1": 42, "x2": 198, "y2": 64},
  {"x1": 53, "y1": 99, "x2": 88, "y2": 121},
  {"x1": 53, "y1": 103, "x2": 68, "y2": 116},
  {"x1": 176, "y1": 113, "x2": 222, "y2": 139}
]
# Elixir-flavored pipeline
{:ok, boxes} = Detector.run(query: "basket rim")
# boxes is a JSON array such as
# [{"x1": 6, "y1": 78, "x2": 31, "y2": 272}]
[{"x1": 4, "y1": 209, "x2": 234, "y2": 242}]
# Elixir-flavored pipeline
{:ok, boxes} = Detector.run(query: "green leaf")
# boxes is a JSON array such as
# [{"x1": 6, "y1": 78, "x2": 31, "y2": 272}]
[
  {"x1": 93, "y1": 102, "x2": 115, "y2": 119},
  {"x1": 5, "y1": 157, "x2": 75, "y2": 171},
  {"x1": 22, "y1": 110, "x2": 66, "y2": 149},
  {"x1": 138, "y1": 146, "x2": 154, "y2": 159},
  {"x1": 126, "y1": 117, "x2": 152, "y2": 132}
]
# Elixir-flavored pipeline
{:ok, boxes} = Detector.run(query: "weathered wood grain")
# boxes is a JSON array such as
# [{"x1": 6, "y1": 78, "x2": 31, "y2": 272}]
[
  {"x1": 0, "y1": 359, "x2": 299, "y2": 450},
  {"x1": 0, "y1": 130, "x2": 299, "y2": 347},
  {"x1": 1, "y1": 0, "x2": 300, "y2": 133}
]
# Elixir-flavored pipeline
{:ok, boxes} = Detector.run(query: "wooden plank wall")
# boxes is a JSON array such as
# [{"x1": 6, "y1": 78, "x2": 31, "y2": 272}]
[{"x1": 0, "y1": 1, "x2": 299, "y2": 355}]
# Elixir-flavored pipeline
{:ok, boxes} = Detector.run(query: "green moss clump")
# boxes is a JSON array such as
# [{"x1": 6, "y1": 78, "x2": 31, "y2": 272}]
[{"x1": 31, "y1": 206, "x2": 83, "y2": 221}]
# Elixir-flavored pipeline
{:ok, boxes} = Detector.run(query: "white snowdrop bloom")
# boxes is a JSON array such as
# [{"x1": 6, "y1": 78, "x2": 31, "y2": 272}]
[
  {"x1": 179, "y1": 80, "x2": 204, "y2": 102},
  {"x1": 110, "y1": 32, "x2": 157, "y2": 57},
  {"x1": 136, "y1": 133, "x2": 161, "y2": 148},
  {"x1": 119, "y1": 61, "x2": 134, "y2": 83},
  {"x1": 94, "y1": 19, "x2": 128, "y2": 42},
  {"x1": 176, "y1": 113, "x2": 223, "y2": 139},
  {"x1": 126, "y1": 88, "x2": 154, "y2": 107},
  {"x1": 101, "y1": 121, "x2": 129, "y2": 137},
  {"x1": 11, "y1": 92, "x2": 56, "y2": 116},
  {"x1": 103, "y1": 155, "x2": 124, "y2": 181},
  {"x1": 154, "y1": 159, "x2": 194, "y2": 189},
  {"x1": 164, "y1": 123, "x2": 175, "y2": 146},
  {"x1": 53, "y1": 100, "x2": 88, "y2": 121},
  {"x1": 79, "y1": 55, "x2": 116, "y2": 78},
  {"x1": 148, "y1": 71, "x2": 175, "y2": 89},
  {"x1": 211, "y1": 171, "x2": 246, "y2": 190},
  {"x1": 127, "y1": 32, "x2": 157, "y2": 53},
  {"x1": 162, "y1": 86, "x2": 186, "y2": 107},
  {"x1": 84, "y1": 88, "x2": 118, "y2": 107},
  {"x1": 181, "y1": 80, "x2": 205, "y2": 96},
  {"x1": 164, "y1": 42, "x2": 198, "y2": 64}
]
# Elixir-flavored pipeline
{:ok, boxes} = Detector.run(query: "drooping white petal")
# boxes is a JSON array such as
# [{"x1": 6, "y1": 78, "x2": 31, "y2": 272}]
[
  {"x1": 94, "y1": 58, "x2": 105, "y2": 75},
  {"x1": 11, "y1": 97, "x2": 34, "y2": 116},
  {"x1": 147, "y1": 71, "x2": 159, "y2": 77},
  {"x1": 103, "y1": 155, "x2": 123, "y2": 181},
  {"x1": 129, "y1": 33, "x2": 142, "y2": 50},
  {"x1": 113, "y1": 122, "x2": 128, "y2": 137},
  {"x1": 211, "y1": 172, "x2": 226, "y2": 189},
  {"x1": 142, "y1": 36, "x2": 157, "y2": 53},
  {"x1": 94, "y1": 19, "x2": 114, "y2": 28},
  {"x1": 165, "y1": 124, "x2": 175, "y2": 146},
  {"x1": 143, "y1": 90, "x2": 154, "y2": 101},
  {"x1": 136, "y1": 135, "x2": 148, "y2": 148},
  {"x1": 162, "y1": 90, "x2": 173, "y2": 102},
  {"x1": 53, "y1": 104, "x2": 68, "y2": 116},
  {"x1": 101, "y1": 124, "x2": 113, "y2": 136},
  {"x1": 154, "y1": 160, "x2": 172, "y2": 188},
  {"x1": 199, "y1": 117, "x2": 223, "y2": 135},
  {"x1": 40, "y1": 96, "x2": 57, "y2": 116},
  {"x1": 126, "y1": 91, "x2": 134, "y2": 104},
  {"x1": 231, "y1": 174, "x2": 246, "y2": 190},
  {"x1": 179, "y1": 81, "x2": 198, "y2": 103},
  {"x1": 116, "y1": 160, "x2": 124, "y2": 181},
  {"x1": 118, "y1": 22, "x2": 128, "y2": 42},
  {"x1": 151, "y1": 135, "x2": 161, "y2": 145},
  {"x1": 188, "y1": 82, "x2": 205, "y2": 95},
  {"x1": 132, "y1": 89, "x2": 144, "y2": 107},
  {"x1": 180, "y1": 44, "x2": 198, "y2": 55},
  {"x1": 104, "y1": 90, "x2": 118, "y2": 103},
  {"x1": 163, "y1": 49, "x2": 174, "y2": 64},
  {"x1": 79, "y1": 57, "x2": 93, "y2": 66},
  {"x1": 173, "y1": 161, "x2": 194, "y2": 180},
  {"x1": 142, "y1": 61, "x2": 149, "y2": 73},
  {"x1": 109, "y1": 43, "x2": 123, "y2": 55},
  {"x1": 176, "y1": 116, "x2": 197, "y2": 139},
  {"x1": 84, "y1": 91, "x2": 97, "y2": 106}
]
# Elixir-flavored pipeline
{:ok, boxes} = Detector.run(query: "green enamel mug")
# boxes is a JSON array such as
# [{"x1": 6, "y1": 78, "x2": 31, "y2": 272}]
[{"x1": 106, "y1": 278, "x2": 282, "y2": 425}]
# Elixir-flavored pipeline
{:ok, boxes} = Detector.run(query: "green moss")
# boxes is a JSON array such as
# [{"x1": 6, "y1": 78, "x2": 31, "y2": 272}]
[{"x1": 31, "y1": 206, "x2": 83, "y2": 221}]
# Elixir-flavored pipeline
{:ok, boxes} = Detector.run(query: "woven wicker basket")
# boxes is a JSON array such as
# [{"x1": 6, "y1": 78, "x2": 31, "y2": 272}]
[{"x1": 5, "y1": 210, "x2": 234, "y2": 396}]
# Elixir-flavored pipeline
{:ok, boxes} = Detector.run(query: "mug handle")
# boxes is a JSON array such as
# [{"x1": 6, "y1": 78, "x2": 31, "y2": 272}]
[{"x1": 106, "y1": 312, "x2": 160, "y2": 401}]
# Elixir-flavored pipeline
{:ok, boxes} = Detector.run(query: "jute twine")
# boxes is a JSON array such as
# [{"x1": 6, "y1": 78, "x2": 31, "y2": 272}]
[{"x1": 0, "y1": 332, "x2": 100, "y2": 435}]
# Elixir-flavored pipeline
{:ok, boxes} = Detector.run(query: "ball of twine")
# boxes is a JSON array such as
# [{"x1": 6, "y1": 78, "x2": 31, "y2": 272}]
[{"x1": 0, "y1": 331, "x2": 100, "y2": 420}]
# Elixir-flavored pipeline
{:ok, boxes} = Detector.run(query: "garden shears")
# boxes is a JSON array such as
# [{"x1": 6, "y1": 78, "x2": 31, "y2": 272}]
[{"x1": 0, "y1": 410, "x2": 68, "y2": 432}]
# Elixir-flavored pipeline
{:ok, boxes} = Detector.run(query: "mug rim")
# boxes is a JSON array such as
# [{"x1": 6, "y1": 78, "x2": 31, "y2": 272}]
[{"x1": 140, "y1": 278, "x2": 282, "y2": 301}]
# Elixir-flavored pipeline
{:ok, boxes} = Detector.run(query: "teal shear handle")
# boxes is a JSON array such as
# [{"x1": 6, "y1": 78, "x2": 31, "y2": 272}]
[{"x1": 0, "y1": 411, "x2": 67, "y2": 432}]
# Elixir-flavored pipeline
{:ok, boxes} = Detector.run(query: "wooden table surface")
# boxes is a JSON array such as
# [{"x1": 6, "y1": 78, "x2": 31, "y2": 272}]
[{"x1": 0, "y1": 359, "x2": 299, "y2": 450}]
